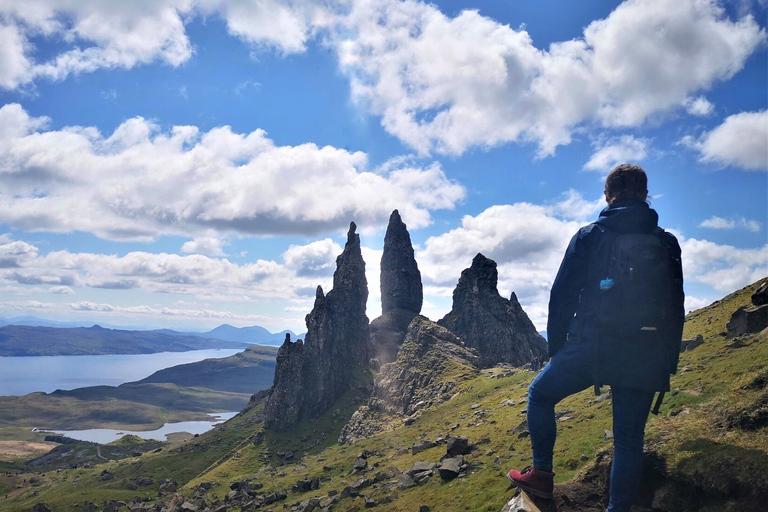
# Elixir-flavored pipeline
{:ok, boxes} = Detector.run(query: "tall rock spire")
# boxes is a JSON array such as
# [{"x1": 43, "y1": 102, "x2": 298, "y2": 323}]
[
  {"x1": 264, "y1": 222, "x2": 370, "y2": 431},
  {"x1": 380, "y1": 210, "x2": 422, "y2": 316},
  {"x1": 438, "y1": 253, "x2": 547, "y2": 368},
  {"x1": 369, "y1": 210, "x2": 424, "y2": 368}
]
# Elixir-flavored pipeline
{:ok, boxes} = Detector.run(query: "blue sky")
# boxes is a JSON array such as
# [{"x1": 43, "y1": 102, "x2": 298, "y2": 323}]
[{"x1": 0, "y1": 0, "x2": 765, "y2": 334}]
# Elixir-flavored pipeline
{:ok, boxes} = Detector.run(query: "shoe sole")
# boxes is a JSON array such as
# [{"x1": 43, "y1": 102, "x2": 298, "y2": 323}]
[{"x1": 506, "y1": 473, "x2": 554, "y2": 500}]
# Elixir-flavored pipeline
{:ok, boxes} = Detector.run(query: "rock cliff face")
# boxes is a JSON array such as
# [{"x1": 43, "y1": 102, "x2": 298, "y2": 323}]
[
  {"x1": 339, "y1": 316, "x2": 479, "y2": 444},
  {"x1": 438, "y1": 253, "x2": 547, "y2": 368},
  {"x1": 264, "y1": 223, "x2": 370, "y2": 431},
  {"x1": 369, "y1": 210, "x2": 424, "y2": 368},
  {"x1": 380, "y1": 209, "x2": 422, "y2": 316}
]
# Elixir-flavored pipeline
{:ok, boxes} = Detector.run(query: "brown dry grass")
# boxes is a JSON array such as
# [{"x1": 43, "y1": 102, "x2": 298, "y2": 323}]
[{"x1": 0, "y1": 440, "x2": 55, "y2": 461}]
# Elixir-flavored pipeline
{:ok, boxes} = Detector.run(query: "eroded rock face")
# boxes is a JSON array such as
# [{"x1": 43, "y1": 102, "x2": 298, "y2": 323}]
[
  {"x1": 339, "y1": 317, "x2": 479, "y2": 444},
  {"x1": 264, "y1": 223, "x2": 370, "y2": 431},
  {"x1": 370, "y1": 210, "x2": 423, "y2": 368},
  {"x1": 262, "y1": 333, "x2": 304, "y2": 430},
  {"x1": 380, "y1": 209, "x2": 422, "y2": 316},
  {"x1": 438, "y1": 253, "x2": 547, "y2": 368}
]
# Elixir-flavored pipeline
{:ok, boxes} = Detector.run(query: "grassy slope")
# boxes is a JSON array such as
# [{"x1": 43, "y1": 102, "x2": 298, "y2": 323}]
[
  {"x1": 0, "y1": 345, "x2": 278, "y2": 430},
  {"x1": 3, "y1": 279, "x2": 766, "y2": 512}
]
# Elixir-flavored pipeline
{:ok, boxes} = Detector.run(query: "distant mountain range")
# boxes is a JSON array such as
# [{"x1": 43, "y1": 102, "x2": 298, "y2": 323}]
[{"x1": 0, "y1": 321, "x2": 304, "y2": 357}]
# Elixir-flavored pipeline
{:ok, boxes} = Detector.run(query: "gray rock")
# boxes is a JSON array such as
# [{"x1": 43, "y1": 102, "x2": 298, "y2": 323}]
[
  {"x1": 370, "y1": 210, "x2": 423, "y2": 368},
  {"x1": 380, "y1": 209, "x2": 422, "y2": 316},
  {"x1": 726, "y1": 304, "x2": 768, "y2": 337},
  {"x1": 752, "y1": 281, "x2": 768, "y2": 306},
  {"x1": 680, "y1": 335, "x2": 704, "y2": 352},
  {"x1": 353, "y1": 456, "x2": 368, "y2": 471},
  {"x1": 339, "y1": 318, "x2": 479, "y2": 444},
  {"x1": 445, "y1": 436, "x2": 470, "y2": 456},
  {"x1": 411, "y1": 440, "x2": 436, "y2": 455},
  {"x1": 437, "y1": 457, "x2": 462, "y2": 480},
  {"x1": 264, "y1": 222, "x2": 370, "y2": 430},
  {"x1": 500, "y1": 492, "x2": 541, "y2": 512},
  {"x1": 438, "y1": 253, "x2": 547, "y2": 368},
  {"x1": 31, "y1": 503, "x2": 53, "y2": 512},
  {"x1": 397, "y1": 473, "x2": 417, "y2": 490}
]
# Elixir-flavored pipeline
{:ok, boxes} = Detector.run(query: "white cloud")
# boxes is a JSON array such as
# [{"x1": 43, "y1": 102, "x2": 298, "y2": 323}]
[
  {"x1": 0, "y1": 0, "x2": 327, "y2": 90},
  {"x1": 0, "y1": 0, "x2": 763, "y2": 158},
  {"x1": 197, "y1": 0, "x2": 321, "y2": 54},
  {"x1": 181, "y1": 236, "x2": 227, "y2": 256},
  {"x1": 0, "y1": 1, "x2": 195, "y2": 89},
  {"x1": 0, "y1": 104, "x2": 465, "y2": 241},
  {"x1": 283, "y1": 239, "x2": 342, "y2": 277},
  {"x1": 699, "y1": 216, "x2": 762, "y2": 232},
  {"x1": 331, "y1": 0, "x2": 765, "y2": 156},
  {"x1": 583, "y1": 135, "x2": 649, "y2": 172},
  {"x1": 681, "y1": 237, "x2": 768, "y2": 292},
  {"x1": 584, "y1": 0, "x2": 764, "y2": 127},
  {"x1": 686, "y1": 110, "x2": 768, "y2": 170},
  {"x1": 683, "y1": 96, "x2": 715, "y2": 117}
]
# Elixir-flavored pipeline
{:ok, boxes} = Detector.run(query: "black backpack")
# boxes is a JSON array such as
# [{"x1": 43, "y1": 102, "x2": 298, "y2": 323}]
[
  {"x1": 593, "y1": 226, "x2": 680, "y2": 413},
  {"x1": 596, "y1": 227, "x2": 677, "y2": 337}
]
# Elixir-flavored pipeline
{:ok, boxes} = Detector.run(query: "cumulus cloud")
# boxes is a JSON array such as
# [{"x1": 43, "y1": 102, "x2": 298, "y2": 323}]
[
  {"x1": 583, "y1": 135, "x2": 649, "y2": 172},
  {"x1": 683, "y1": 96, "x2": 715, "y2": 117},
  {"x1": 0, "y1": 0, "x2": 334, "y2": 90},
  {"x1": 681, "y1": 237, "x2": 768, "y2": 293},
  {"x1": 331, "y1": 0, "x2": 765, "y2": 156},
  {"x1": 682, "y1": 110, "x2": 768, "y2": 170},
  {"x1": 181, "y1": 236, "x2": 227, "y2": 256},
  {"x1": 699, "y1": 216, "x2": 762, "y2": 232},
  {"x1": 283, "y1": 239, "x2": 342, "y2": 277},
  {"x1": 0, "y1": 104, "x2": 465, "y2": 241},
  {"x1": 0, "y1": 0, "x2": 763, "y2": 158}
]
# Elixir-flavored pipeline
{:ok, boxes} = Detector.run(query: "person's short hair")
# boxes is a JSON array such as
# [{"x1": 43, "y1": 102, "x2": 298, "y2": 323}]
[{"x1": 605, "y1": 164, "x2": 648, "y2": 202}]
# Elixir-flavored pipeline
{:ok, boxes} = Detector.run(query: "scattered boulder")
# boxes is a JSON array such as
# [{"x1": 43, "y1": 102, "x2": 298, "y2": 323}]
[
  {"x1": 31, "y1": 503, "x2": 53, "y2": 512},
  {"x1": 446, "y1": 436, "x2": 472, "y2": 456},
  {"x1": 411, "y1": 440, "x2": 437, "y2": 455},
  {"x1": 438, "y1": 253, "x2": 548, "y2": 368},
  {"x1": 158, "y1": 478, "x2": 177, "y2": 494},
  {"x1": 437, "y1": 457, "x2": 463, "y2": 481},
  {"x1": 407, "y1": 461, "x2": 436, "y2": 484},
  {"x1": 680, "y1": 335, "x2": 704, "y2": 352},
  {"x1": 726, "y1": 304, "x2": 768, "y2": 338},
  {"x1": 752, "y1": 281, "x2": 768, "y2": 306},
  {"x1": 501, "y1": 492, "x2": 542, "y2": 512}
]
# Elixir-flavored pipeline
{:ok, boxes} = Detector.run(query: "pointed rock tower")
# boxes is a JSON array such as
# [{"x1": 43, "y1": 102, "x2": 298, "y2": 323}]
[
  {"x1": 264, "y1": 222, "x2": 370, "y2": 431},
  {"x1": 438, "y1": 253, "x2": 547, "y2": 368},
  {"x1": 369, "y1": 210, "x2": 423, "y2": 368}
]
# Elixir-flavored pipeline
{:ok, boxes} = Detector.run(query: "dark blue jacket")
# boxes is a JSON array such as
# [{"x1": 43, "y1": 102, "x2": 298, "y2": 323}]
[{"x1": 546, "y1": 200, "x2": 684, "y2": 392}]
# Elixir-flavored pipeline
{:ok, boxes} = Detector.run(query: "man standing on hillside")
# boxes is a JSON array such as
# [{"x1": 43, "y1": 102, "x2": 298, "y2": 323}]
[{"x1": 507, "y1": 164, "x2": 685, "y2": 512}]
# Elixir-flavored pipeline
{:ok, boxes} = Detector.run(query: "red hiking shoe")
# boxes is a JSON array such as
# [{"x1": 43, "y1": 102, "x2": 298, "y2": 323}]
[{"x1": 507, "y1": 465, "x2": 555, "y2": 499}]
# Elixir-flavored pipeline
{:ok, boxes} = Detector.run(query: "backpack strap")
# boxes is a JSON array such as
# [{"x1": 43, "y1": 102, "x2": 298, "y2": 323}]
[{"x1": 651, "y1": 391, "x2": 665, "y2": 415}]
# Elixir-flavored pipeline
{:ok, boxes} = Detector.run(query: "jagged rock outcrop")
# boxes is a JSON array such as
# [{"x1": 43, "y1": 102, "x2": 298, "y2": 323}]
[
  {"x1": 438, "y1": 253, "x2": 547, "y2": 368},
  {"x1": 264, "y1": 223, "x2": 370, "y2": 431},
  {"x1": 380, "y1": 209, "x2": 423, "y2": 315},
  {"x1": 370, "y1": 209, "x2": 424, "y2": 368},
  {"x1": 339, "y1": 317, "x2": 479, "y2": 444}
]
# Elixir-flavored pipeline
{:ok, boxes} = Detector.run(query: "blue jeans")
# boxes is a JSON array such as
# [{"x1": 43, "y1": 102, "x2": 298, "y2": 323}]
[{"x1": 527, "y1": 339, "x2": 654, "y2": 512}]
